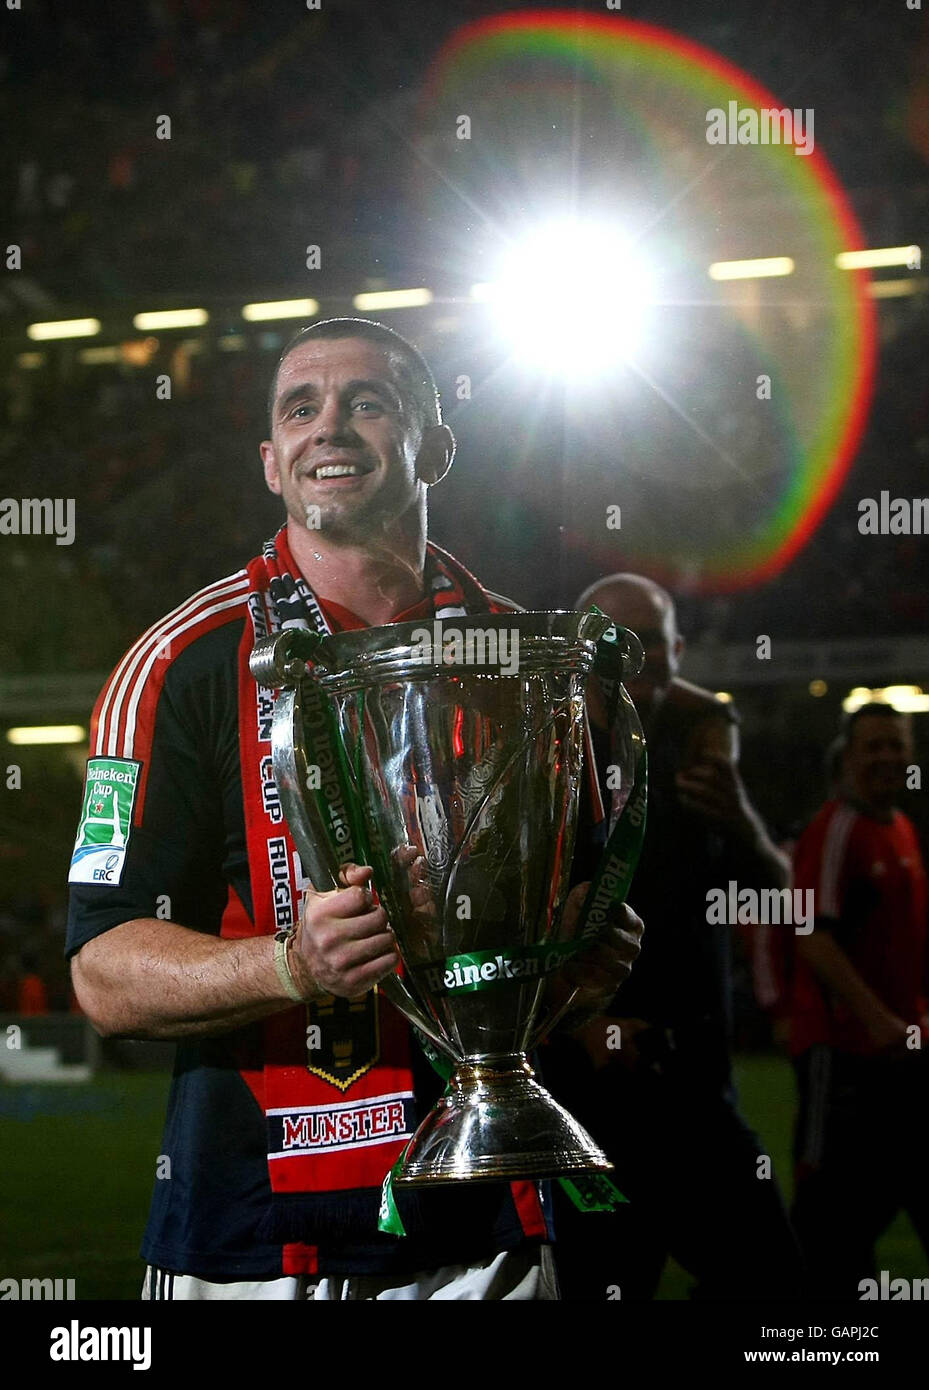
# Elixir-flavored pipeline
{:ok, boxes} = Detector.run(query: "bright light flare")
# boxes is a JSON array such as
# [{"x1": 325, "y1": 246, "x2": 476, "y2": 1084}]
[{"x1": 478, "y1": 221, "x2": 654, "y2": 375}]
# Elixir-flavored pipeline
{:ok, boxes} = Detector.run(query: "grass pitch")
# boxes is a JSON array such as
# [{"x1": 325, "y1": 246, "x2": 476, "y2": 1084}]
[{"x1": 0, "y1": 1056, "x2": 924, "y2": 1300}]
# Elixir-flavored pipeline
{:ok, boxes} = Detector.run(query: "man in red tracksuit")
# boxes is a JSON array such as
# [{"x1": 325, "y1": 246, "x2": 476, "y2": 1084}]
[{"x1": 789, "y1": 702, "x2": 929, "y2": 1297}]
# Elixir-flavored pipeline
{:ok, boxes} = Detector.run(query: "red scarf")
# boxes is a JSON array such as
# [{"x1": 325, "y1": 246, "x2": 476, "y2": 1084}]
[{"x1": 237, "y1": 525, "x2": 510, "y2": 1253}]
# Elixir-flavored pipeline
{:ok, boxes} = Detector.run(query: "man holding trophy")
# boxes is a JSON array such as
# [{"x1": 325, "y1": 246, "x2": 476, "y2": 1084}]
[{"x1": 66, "y1": 319, "x2": 645, "y2": 1301}]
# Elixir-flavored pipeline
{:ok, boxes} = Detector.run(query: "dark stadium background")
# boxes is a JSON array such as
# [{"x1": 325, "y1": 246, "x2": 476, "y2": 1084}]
[{"x1": 1, "y1": 0, "x2": 927, "y2": 1299}]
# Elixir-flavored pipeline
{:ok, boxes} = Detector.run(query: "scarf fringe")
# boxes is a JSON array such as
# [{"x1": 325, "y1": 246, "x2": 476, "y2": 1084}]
[
  {"x1": 257, "y1": 1190, "x2": 385, "y2": 1244},
  {"x1": 257, "y1": 1178, "x2": 510, "y2": 1246}
]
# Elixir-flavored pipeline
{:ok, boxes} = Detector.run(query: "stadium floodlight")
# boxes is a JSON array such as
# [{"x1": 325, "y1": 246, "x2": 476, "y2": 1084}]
[
  {"x1": 27, "y1": 318, "x2": 101, "y2": 341},
  {"x1": 6, "y1": 725, "x2": 87, "y2": 745},
  {"x1": 842, "y1": 684, "x2": 929, "y2": 714},
  {"x1": 477, "y1": 220, "x2": 654, "y2": 376},
  {"x1": 79, "y1": 346, "x2": 122, "y2": 365},
  {"x1": 242, "y1": 298, "x2": 319, "y2": 322},
  {"x1": 352, "y1": 288, "x2": 434, "y2": 311},
  {"x1": 867, "y1": 279, "x2": 921, "y2": 300},
  {"x1": 708, "y1": 257, "x2": 795, "y2": 281},
  {"x1": 133, "y1": 308, "x2": 209, "y2": 330},
  {"x1": 836, "y1": 246, "x2": 920, "y2": 271}
]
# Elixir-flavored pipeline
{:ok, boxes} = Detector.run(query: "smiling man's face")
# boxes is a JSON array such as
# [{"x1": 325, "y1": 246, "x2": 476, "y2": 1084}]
[
  {"x1": 260, "y1": 337, "x2": 427, "y2": 541},
  {"x1": 843, "y1": 712, "x2": 912, "y2": 812}
]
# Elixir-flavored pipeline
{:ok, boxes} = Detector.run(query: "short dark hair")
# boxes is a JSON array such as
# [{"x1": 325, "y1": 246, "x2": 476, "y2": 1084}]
[
  {"x1": 840, "y1": 701, "x2": 908, "y2": 749},
  {"x1": 266, "y1": 317, "x2": 441, "y2": 432}
]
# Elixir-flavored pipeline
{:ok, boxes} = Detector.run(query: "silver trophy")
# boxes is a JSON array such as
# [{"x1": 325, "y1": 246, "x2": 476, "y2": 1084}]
[{"x1": 250, "y1": 611, "x2": 645, "y2": 1185}]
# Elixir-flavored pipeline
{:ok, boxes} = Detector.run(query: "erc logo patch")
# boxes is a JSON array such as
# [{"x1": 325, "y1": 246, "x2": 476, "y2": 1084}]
[{"x1": 68, "y1": 758, "x2": 141, "y2": 886}]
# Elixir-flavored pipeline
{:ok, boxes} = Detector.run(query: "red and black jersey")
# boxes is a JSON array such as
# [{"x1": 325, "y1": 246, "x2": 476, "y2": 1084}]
[
  {"x1": 789, "y1": 798, "x2": 929, "y2": 1057},
  {"x1": 66, "y1": 570, "x2": 552, "y2": 1281}
]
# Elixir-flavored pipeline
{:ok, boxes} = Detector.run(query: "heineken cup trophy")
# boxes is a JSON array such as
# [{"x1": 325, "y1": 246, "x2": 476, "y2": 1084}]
[{"x1": 250, "y1": 610, "x2": 646, "y2": 1185}]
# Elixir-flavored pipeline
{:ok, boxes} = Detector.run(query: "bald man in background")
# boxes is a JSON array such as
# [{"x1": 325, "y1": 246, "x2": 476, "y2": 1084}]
[{"x1": 544, "y1": 574, "x2": 804, "y2": 1300}]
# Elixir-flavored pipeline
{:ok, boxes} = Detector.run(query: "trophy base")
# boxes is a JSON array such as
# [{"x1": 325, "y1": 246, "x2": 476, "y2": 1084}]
[{"x1": 393, "y1": 1054, "x2": 612, "y2": 1185}]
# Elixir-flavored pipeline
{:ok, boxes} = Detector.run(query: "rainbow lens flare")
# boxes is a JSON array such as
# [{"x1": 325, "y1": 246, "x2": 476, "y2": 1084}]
[{"x1": 417, "y1": 11, "x2": 877, "y2": 592}]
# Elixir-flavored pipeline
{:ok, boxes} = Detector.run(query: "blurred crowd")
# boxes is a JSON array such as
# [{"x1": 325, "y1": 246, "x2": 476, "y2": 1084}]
[
  {"x1": 0, "y1": 283, "x2": 927, "y2": 669},
  {"x1": 0, "y1": 890, "x2": 72, "y2": 1013},
  {"x1": 2, "y1": 0, "x2": 927, "y2": 1026},
  {"x1": 1, "y1": 0, "x2": 432, "y2": 304},
  {"x1": 1, "y1": 0, "x2": 926, "y2": 306}
]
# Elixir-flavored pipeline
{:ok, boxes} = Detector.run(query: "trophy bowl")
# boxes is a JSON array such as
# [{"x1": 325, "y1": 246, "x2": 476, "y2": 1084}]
[{"x1": 251, "y1": 610, "x2": 645, "y2": 1185}]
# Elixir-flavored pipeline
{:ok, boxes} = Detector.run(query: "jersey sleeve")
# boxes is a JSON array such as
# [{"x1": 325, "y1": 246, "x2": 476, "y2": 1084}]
[
  {"x1": 792, "y1": 804, "x2": 858, "y2": 930},
  {"x1": 65, "y1": 646, "x2": 228, "y2": 959}
]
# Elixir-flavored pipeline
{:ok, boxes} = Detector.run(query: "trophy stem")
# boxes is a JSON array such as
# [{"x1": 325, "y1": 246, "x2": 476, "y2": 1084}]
[{"x1": 393, "y1": 1053, "x2": 612, "y2": 1186}]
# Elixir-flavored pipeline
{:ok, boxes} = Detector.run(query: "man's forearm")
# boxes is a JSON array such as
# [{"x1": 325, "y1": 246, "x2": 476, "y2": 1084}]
[
  {"x1": 71, "y1": 918, "x2": 307, "y2": 1041},
  {"x1": 797, "y1": 927, "x2": 894, "y2": 1031}
]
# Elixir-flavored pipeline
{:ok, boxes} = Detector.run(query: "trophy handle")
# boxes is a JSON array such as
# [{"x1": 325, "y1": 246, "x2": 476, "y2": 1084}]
[
  {"x1": 268, "y1": 672, "x2": 460, "y2": 1062},
  {"x1": 526, "y1": 647, "x2": 648, "y2": 1055}
]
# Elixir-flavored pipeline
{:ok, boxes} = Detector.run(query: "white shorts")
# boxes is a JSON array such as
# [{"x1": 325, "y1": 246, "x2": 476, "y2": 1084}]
[{"x1": 142, "y1": 1244, "x2": 558, "y2": 1301}]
